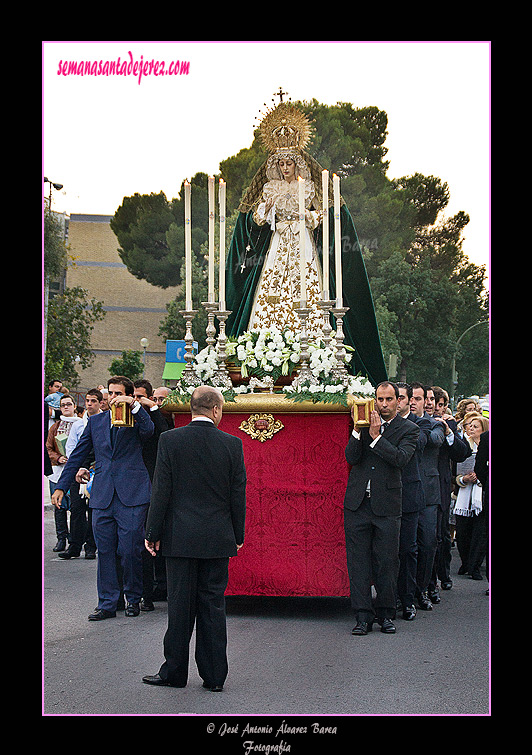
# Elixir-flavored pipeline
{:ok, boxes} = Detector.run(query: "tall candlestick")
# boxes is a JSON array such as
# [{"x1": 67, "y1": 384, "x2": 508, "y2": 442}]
[
  {"x1": 322, "y1": 169, "x2": 329, "y2": 300},
  {"x1": 333, "y1": 173, "x2": 343, "y2": 308},
  {"x1": 298, "y1": 176, "x2": 306, "y2": 305},
  {"x1": 208, "y1": 176, "x2": 215, "y2": 303},
  {"x1": 184, "y1": 180, "x2": 192, "y2": 310},
  {"x1": 218, "y1": 178, "x2": 226, "y2": 310}
]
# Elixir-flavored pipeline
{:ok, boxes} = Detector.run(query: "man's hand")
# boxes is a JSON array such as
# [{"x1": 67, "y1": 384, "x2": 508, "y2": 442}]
[
  {"x1": 136, "y1": 396, "x2": 157, "y2": 409},
  {"x1": 368, "y1": 409, "x2": 381, "y2": 440},
  {"x1": 75, "y1": 468, "x2": 91, "y2": 484},
  {"x1": 109, "y1": 394, "x2": 136, "y2": 406},
  {"x1": 145, "y1": 539, "x2": 160, "y2": 557},
  {"x1": 434, "y1": 417, "x2": 451, "y2": 435},
  {"x1": 51, "y1": 489, "x2": 64, "y2": 509}
]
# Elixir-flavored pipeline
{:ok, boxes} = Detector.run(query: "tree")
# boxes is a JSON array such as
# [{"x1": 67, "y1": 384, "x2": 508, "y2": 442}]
[
  {"x1": 45, "y1": 286, "x2": 106, "y2": 388},
  {"x1": 158, "y1": 211, "x2": 239, "y2": 351},
  {"x1": 108, "y1": 350, "x2": 145, "y2": 381},
  {"x1": 44, "y1": 208, "x2": 68, "y2": 279},
  {"x1": 110, "y1": 174, "x2": 211, "y2": 289},
  {"x1": 109, "y1": 99, "x2": 488, "y2": 391}
]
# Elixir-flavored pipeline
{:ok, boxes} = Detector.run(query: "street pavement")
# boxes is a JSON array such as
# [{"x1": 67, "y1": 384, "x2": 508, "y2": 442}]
[{"x1": 43, "y1": 499, "x2": 490, "y2": 723}]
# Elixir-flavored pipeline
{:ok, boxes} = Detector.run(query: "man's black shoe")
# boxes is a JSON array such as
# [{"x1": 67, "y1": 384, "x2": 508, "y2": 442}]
[
  {"x1": 58, "y1": 547, "x2": 80, "y2": 559},
  {"x1": 142, "y1": 674, "x2": 186, "y2": 688},
  {"x1": 88, "y1": 608, "x2": 116, "y2": 621}
]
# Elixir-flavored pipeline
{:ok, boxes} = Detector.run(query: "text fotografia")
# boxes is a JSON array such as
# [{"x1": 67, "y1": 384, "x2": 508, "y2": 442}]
[
  {"x1": 57, "y1": 51, "x2": 190, "y2": 85},
  {"x1": 211, "y1": 720, "x2": 338, "y2": 751}
]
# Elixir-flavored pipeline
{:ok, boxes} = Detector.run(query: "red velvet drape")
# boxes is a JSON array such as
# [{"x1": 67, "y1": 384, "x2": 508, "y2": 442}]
[{"x1": 173, "y1": 411, "x2": 351, "y2": 596}]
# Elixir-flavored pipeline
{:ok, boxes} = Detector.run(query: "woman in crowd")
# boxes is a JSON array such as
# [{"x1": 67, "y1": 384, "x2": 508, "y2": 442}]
[{"x1": 453, "y1": 414, "x2": 489, "y2": 580}]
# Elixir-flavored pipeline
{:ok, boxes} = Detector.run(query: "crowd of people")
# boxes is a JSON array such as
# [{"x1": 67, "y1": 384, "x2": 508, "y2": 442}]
[
  {"x1": 45, "y1": 377, "x2": 173, "y2": 612},
  {"x1": 44, "y1": 375, "x2": 489, "y2": 690},
  {"x1": 343, "y1": 381, "x2": 489, "y2": 638}
]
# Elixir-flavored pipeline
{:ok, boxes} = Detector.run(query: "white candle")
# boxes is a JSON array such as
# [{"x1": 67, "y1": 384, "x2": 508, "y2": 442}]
[
  {"x1": 333, "y1": 174, "x2": 342, "y2": 308},
  {"x1": 184, "y1": 180, "x2": 192, "y2": 310},
  {"x1": 208, "y1": 176, "x2": 215, "y2": 303},
  {"x1": 298, "y1": 176, "x2": 306, "y2": 306},
  {"x1": 322, "y1": 169, "x2": 329, "y2": 300},
  {"x1": 219, "y1": 179, "x2": 226, "y2": 310}
]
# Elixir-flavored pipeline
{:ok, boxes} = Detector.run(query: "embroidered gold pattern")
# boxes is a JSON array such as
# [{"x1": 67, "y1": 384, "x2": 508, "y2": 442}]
[{"x1": 239, "y1": 413, "x2": 285, "y2": 442}]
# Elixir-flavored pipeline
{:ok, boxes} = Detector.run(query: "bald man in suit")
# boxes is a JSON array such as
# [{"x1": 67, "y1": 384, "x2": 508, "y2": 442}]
[{"x1": 142, "y1": 386, "x2": 246, "y2": 691}]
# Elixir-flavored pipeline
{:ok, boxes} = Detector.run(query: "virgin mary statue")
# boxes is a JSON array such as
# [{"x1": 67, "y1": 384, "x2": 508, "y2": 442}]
[{"x1": 224, "y1": 99, "x2": 387, "y2": 386}]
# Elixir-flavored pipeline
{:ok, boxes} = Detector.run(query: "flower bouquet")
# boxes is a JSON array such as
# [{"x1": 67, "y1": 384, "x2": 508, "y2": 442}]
[
  {"x1": 283, "y1": 339, "x2": 375, "y2": 407},
  {"x1": 225, "y1": 328, "x2": 301, "y2": 387}
]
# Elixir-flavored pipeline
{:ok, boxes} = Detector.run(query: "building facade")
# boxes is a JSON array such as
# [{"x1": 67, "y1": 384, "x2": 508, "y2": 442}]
[{"x1": 65, "y1": 214, "x2": 180, "y2": 392}]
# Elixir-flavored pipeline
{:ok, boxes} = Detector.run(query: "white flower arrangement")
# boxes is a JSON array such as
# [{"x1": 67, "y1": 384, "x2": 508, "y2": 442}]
[
  {"x1": 162, "y1": 328, "x2": 375, "y2": 407},
  {"x1": 283, "y1": 337, "x2": 375, "y2": 406},
  {"x1": 192, "y1": 346, "x2": 219, "y2": 382},
  {"x1": 226, "y1": 328, "x2": 301, "y2": 383}
]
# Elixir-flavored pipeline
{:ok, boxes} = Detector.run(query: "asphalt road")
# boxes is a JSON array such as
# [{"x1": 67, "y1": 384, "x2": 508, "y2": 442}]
[{"x1": 43, "y1": 507, "x2": 490, "y2": 726}]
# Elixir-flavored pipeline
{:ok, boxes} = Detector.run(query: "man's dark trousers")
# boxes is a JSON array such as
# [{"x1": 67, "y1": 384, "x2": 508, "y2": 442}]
[{"x1": 158, "y1": 556, "x2": 229, "y2": 688}]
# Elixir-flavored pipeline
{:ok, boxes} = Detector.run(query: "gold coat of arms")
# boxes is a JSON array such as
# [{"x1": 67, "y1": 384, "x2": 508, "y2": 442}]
[{"x1": 239, "y1": 413, "x2": 284, "y2": 442}]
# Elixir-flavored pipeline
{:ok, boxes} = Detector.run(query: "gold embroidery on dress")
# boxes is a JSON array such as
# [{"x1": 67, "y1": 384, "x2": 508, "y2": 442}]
[{"x1": 249, "y1": 179, "x2": 326, "y2": 337}]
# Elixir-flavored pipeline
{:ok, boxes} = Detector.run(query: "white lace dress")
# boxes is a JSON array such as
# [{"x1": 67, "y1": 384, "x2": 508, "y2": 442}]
[{"x1": 249, "y1": 178, "x2": 326, "y2": 336}]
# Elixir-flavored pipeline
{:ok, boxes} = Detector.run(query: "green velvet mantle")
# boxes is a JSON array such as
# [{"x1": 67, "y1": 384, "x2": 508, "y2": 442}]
[{"x1": 225, "y1": 205, "x2": 388, "y2": 386}]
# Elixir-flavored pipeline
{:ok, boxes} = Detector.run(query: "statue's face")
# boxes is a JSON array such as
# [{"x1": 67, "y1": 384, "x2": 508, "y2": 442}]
[{"x1": 278, "y1": 158, "x2": 296, "y2": 182}]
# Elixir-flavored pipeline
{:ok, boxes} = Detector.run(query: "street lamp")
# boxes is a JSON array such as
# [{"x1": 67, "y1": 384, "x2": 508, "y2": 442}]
[
  {"x1": 44, "y1": 177, "x2": 63, "y2": 209},
  {"x1": 140, "y1": 338, "x2": 149, "y2": 378},
  {"x1": 451, "y1": 320, "x2": 488, "y2": 405}
]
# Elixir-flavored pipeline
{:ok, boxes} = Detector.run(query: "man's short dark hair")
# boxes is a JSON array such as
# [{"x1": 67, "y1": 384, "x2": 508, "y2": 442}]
[
  {"x1": 376, "y1": 380, "x2": 399, "y2": 398},
  {"x1": 108, "y1": 375, "x2": 134, "y2": 396},
  {"x1": 86, "y1": 388, "x2": 104, "y2": 402},
  {"x1": 396, "y1": 382, "x2": 412, "y2": 400},
  {"x1": 410, "y1": 381, "x2": 426, "y2": 397},
  {"x1": 432, "y1": 385, "x2": 449, "y2": 405},
  {"x1": 134, "y1": 379, "x2": 153, "y2": 397}
]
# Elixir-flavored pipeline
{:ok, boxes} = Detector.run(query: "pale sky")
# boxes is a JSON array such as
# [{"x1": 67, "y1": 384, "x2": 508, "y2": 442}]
[{"x1": 43, "y1": 41, "x2": 490, "y2": 276}]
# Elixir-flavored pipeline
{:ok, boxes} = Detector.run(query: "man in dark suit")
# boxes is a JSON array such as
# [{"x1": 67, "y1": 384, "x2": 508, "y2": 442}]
[
  {"x1": 344, "y1": 381, "x2": 420, "y2": 635},
  {"x1": 410, "y1": 382, "x2": 445, "y2": 610},
  {"x1": 142, "y1": 385, "x2": 246, "y2": 691},
  {"x1": 133, "y1": 380, "x2": 174, "y2": 610},
  {"x1": 429, "y1": 387, "x2": 472, "y2": 595},
  {"x1": 51, "y1": 376, "x2": 154, "y2": 621},
  {"x1": 396, "y1": 383, "x2": 432, "y2": 621}
]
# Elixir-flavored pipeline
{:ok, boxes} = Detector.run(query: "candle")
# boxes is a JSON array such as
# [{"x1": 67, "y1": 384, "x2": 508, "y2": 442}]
[
  {"x1": 298, "y1": 176, "x2": 306, "y2": 306},
  {"x1": 219, "y1": 178, "x2": 226, "y2": 310},
  {"x1": 208, "y1": 176, "x2": 215, "y2": 303},
  {"x1": 322, "y1": 169, "x2": 329, "y2": 300},
  {"x1": 333, "y1": 174, "x2": 342, "y2": 308},
  {"x1": 184, "y1": 180, "x2": 192, "y2": 310}
]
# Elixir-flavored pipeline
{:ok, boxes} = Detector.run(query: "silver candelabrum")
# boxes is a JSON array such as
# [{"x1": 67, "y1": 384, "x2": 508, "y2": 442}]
[
  {"x1": 330, "y1": 305, "x2": 350, "y2": 384},
  {"x1": 178, "y1": 309, "x2": 202, "y2": 389},
  {"x1": 179, "y1": 303, "x2": 234, "y2": 391},
  {"x1": 212, "y1": 305, "x2": 233, "y2": 390},
  {"x1": 291, "y1": 302, "x2": 319, "y2": 389}
]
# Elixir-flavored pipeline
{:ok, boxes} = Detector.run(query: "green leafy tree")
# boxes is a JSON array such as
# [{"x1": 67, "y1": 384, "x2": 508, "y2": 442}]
[
  {"x1": 109, "y1": 99, "x2": 488, "y2": 391},
  {"x1": 45, "y1": 286, "x2": 106, "y2": 388},
  {"x1": 44, "y1": 208, "x2": 68, "y2": 279},
  {"x1": 158, "y1": 211, "x2": 238, "y2": 351},
  {"x1": 108, "y1": 350, "x2": 145, "y2": 381},
  {"x1": 110, "y1": 173, "x2": 211, "y2": 289}
]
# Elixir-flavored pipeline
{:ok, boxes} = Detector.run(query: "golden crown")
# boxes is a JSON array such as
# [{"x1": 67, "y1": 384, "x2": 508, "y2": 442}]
[{"x1": 257, "y1": 97, "x2": 313, "y2": 153}]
